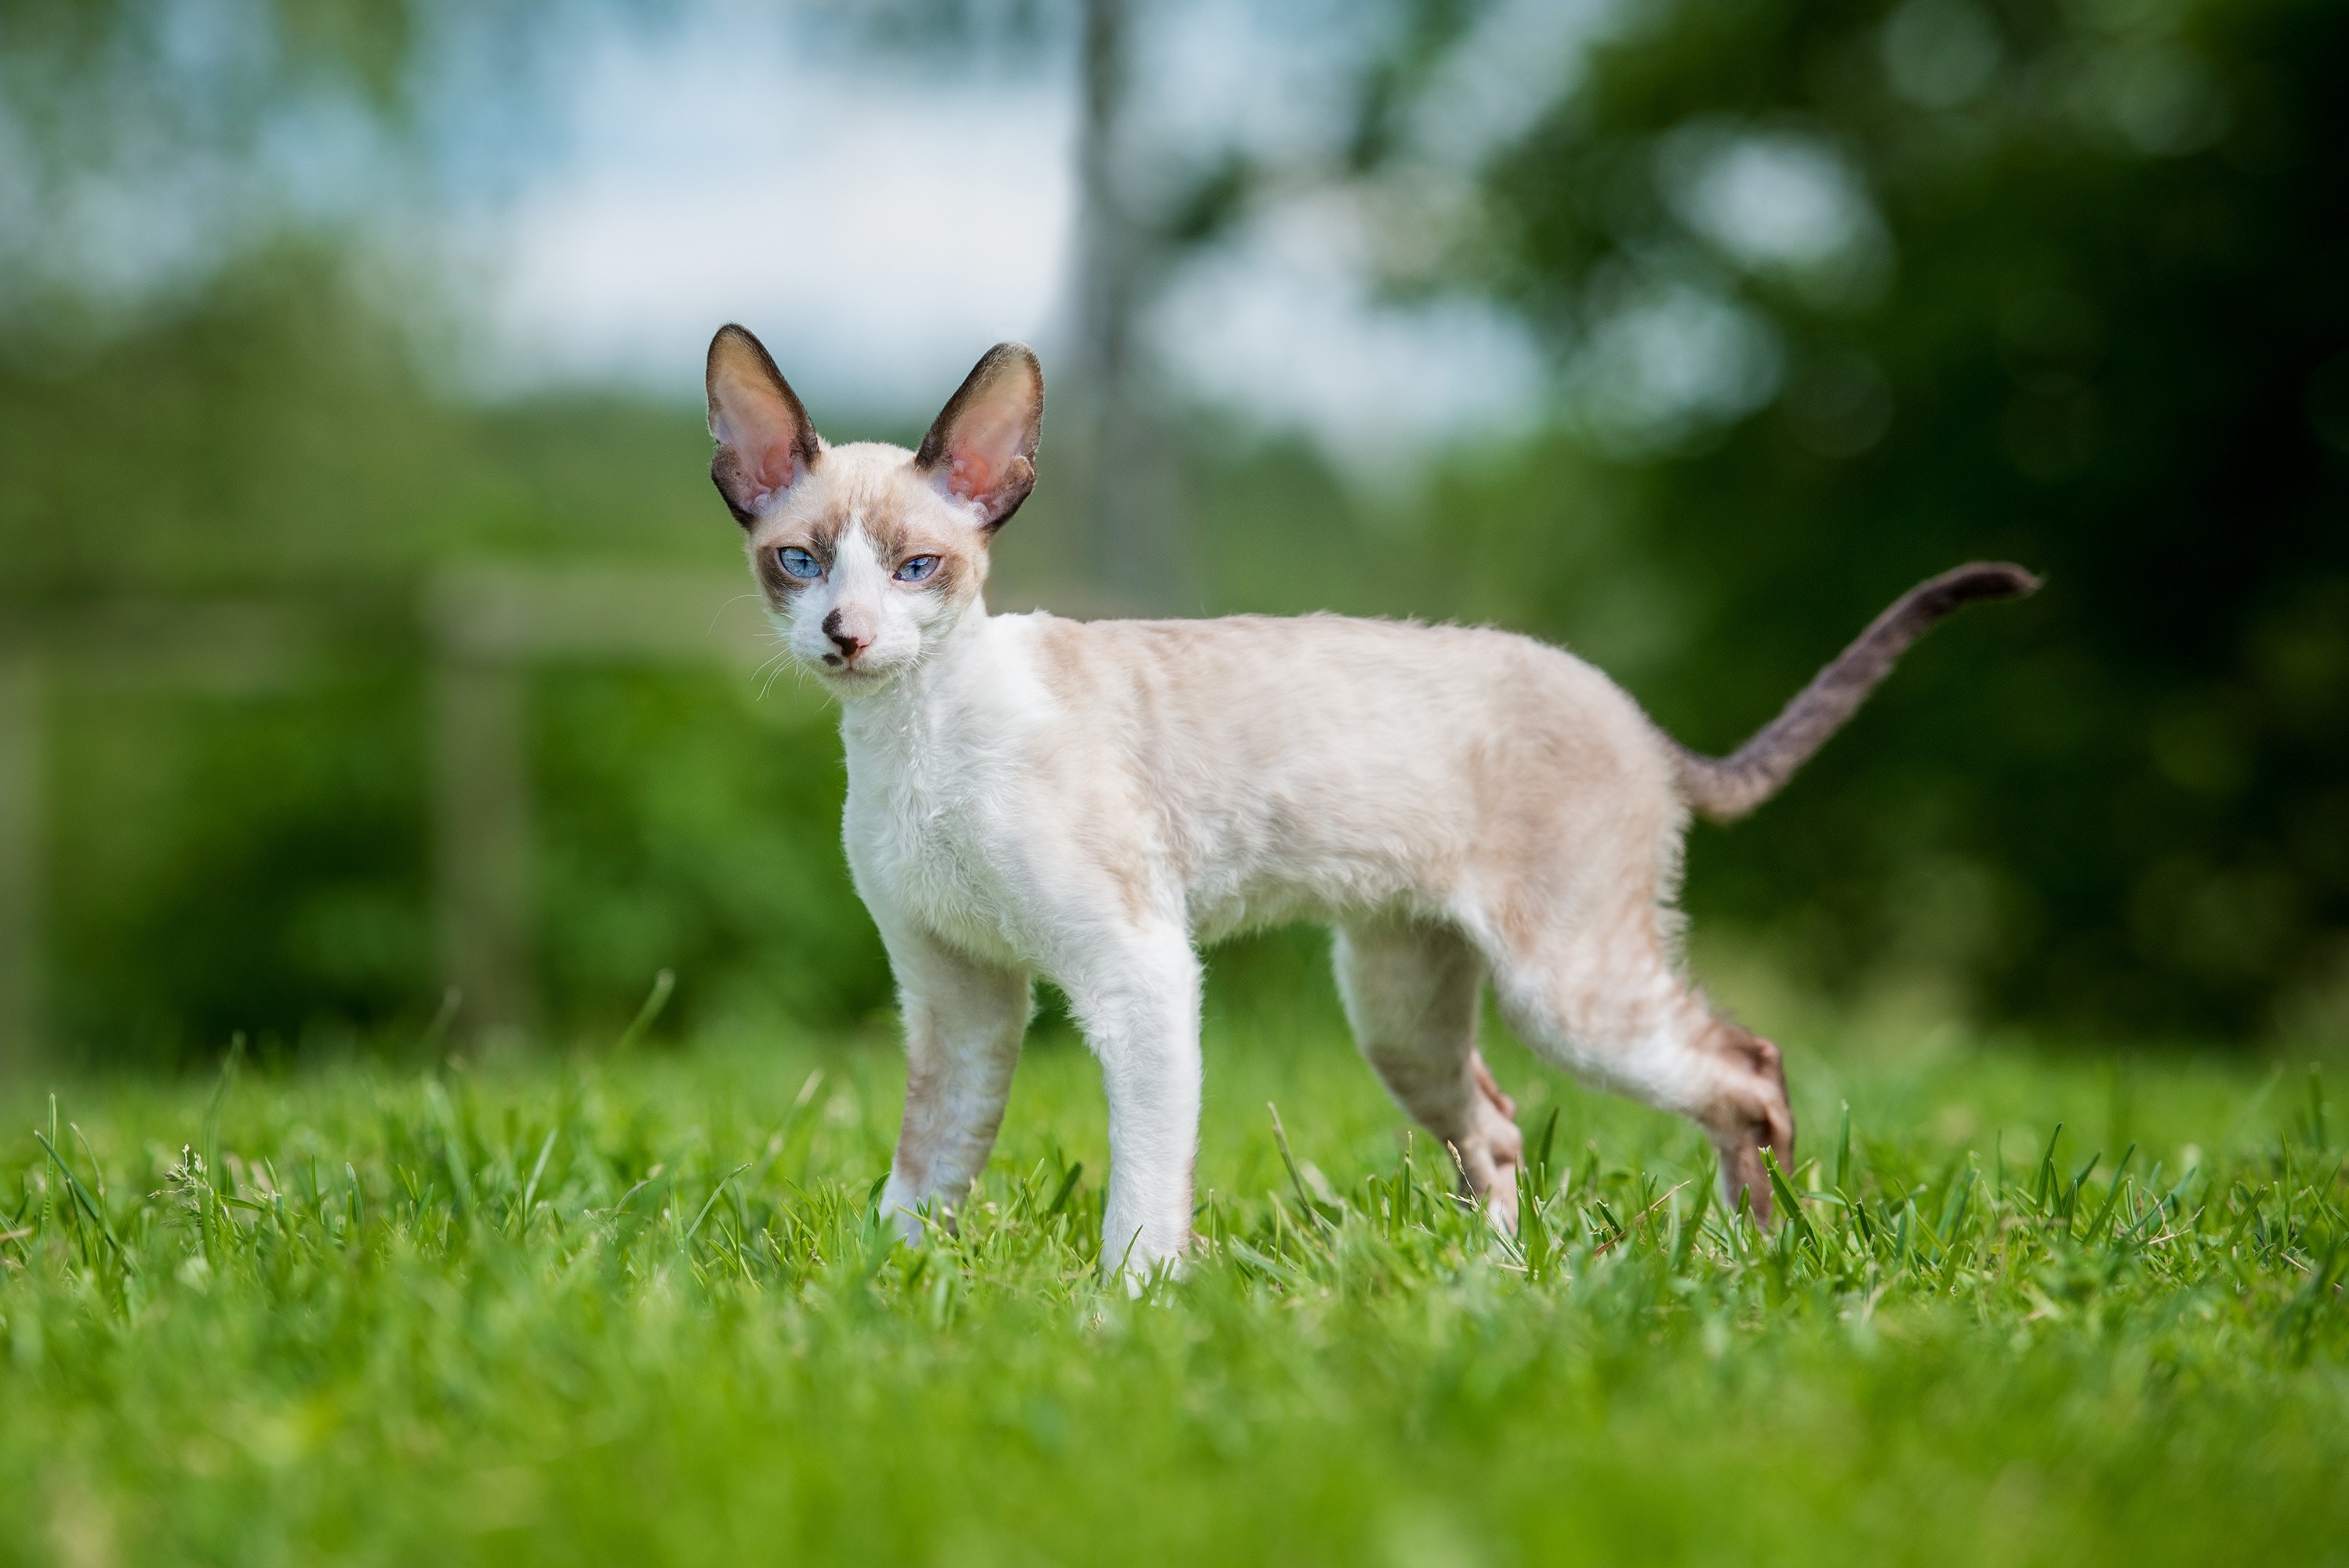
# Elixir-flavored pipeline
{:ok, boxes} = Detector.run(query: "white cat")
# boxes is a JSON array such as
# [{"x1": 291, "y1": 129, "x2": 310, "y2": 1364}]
[{"x1": 705, "y1": 325, "x2": 2035, "y2": 1276}]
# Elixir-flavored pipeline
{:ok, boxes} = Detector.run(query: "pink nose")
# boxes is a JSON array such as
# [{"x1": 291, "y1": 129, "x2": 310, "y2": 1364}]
[{"x1": 822, "y1": 610, "x2": 872, "y2": 662}]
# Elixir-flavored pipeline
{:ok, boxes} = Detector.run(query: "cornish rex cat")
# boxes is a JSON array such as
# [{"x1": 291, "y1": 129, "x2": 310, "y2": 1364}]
[{"x1": 704, "y1": 324, "x2": 2035, "y2": 1276}]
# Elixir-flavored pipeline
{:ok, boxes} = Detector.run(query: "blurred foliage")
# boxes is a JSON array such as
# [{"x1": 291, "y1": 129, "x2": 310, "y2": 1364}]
[
  {"x1": 0, "y1": 255, "x2": 464, "y2": 596},
  {"x1": 48, "y1": 669, "x2": 430, "y2": 1062},
  {"x1": 6, "y1": 0, "x2": 2348, "y2": 1062},
  {"x1": 532, "y1": 671, "x2": 886, "y2": 1038},
  {"x1": 5, "y1": 254, "x2": 879, "y2": 1063},
  {"x1": 1355, "y1": 0, "x2": 2349, "y2": 1037}
]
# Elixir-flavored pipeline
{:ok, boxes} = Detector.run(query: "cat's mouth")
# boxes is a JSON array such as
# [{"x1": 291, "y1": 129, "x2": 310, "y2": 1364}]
[{"x1": 815, "y1": 654, "x2": 900, "y2": 689}]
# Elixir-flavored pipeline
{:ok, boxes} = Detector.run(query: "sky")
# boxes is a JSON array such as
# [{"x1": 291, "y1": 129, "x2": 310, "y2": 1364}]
[
  {"x1": 2, "y1": 0, "x2": 1875, "y2": 464},
  {"x1": 450, "y1": 0, "x2": 1555, "y2": 458},
  {"x1": 458, "y1": 6, "x2": 1079, "y2": 419}
]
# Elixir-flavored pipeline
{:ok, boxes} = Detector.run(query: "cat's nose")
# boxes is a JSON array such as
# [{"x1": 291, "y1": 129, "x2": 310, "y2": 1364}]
[{"x1": 822, "y1": 608, "x2": 873, "y2": 661}]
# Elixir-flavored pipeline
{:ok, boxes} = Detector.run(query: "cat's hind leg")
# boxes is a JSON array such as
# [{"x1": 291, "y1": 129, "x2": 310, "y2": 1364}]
[
  {"x1": 1473, "y1": 897, "x2": 1793, "y2": 1224},
  {"x1": 1333, "y1": 916, "x2": 1526, "y2": 1230}
]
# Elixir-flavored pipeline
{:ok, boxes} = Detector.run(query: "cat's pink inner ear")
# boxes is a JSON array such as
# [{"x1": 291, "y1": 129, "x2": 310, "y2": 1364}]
[
  {"x1": 742, "y1": 425, "x2": 801, "y2": 495},
  {"x1": 712, "y1": 376, "x2": 804, "y2": 494},
  {"x1": 706, "y1": 325, "x2": 821, "y2": 521},
  {"x1": 943, "y1": 401, "x2": 1031, "y2": 501},
  {"x1": 917, "y1": 343, "x2": 1042, "y2": 529}
]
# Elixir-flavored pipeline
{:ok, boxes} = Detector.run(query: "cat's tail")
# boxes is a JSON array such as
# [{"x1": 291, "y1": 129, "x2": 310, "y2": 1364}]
[{"x1": 1671, "y1": 561, "x2": 2039, "y2": 824}]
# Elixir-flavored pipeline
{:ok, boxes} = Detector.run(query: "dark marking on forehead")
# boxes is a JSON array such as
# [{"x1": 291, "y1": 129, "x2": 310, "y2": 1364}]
[
  {"x1": 862, "y1": 511, "x2": 913, "y2": 560},
  {"x1": 805, "y1": 512, "x2": 850, "y2": 551},
  {"x1": 840, "y1": 492, "x2": 964, "y2": 571},
  {"x1": 764, "y1": 510, "x2": 850, "y2": 556}
]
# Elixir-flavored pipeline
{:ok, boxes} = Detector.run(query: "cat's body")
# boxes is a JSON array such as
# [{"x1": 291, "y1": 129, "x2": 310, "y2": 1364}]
[
  {"x1": 703, "y1": 325, "x2": 2033, "y2": 1276},
  {"x1": 846, "y1": 608, "x2": 1672, "y2": 956}
]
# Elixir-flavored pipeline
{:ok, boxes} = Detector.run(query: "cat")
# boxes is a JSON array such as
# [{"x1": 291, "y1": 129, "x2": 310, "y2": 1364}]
[{"x1": 705, "y1": 323, "x2": 2036, "y2": 1276}]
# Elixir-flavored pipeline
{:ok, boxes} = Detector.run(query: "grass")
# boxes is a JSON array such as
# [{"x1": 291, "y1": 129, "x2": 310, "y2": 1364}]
[{"x1": 2, "y1": 992, "x2": 2345, "y2": 1566}]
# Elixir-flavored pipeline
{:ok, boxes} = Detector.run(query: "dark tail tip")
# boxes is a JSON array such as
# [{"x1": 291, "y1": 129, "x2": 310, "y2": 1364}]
[{"x1": 1919, "y1": 561, "x2": 2042, "y2": 615}]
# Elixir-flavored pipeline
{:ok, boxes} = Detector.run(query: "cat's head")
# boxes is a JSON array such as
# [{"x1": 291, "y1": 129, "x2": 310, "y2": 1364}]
[{"x1": 706, "y1": 325, "x2": 1042, "y2": 693}]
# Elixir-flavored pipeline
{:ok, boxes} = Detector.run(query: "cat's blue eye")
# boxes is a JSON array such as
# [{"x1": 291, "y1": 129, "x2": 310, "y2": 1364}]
[
  {"x1": 894, "y1": 555, "x2": 942, "y2": 584},
  {"x1": 777, "y1": 546, "x2": 822, "y2": 581}
]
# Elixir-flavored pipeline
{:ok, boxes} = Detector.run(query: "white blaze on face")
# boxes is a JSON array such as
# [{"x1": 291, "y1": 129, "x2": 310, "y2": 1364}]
[{"x1": 786, "y1": 521, "x2": 931, "y2": 679}]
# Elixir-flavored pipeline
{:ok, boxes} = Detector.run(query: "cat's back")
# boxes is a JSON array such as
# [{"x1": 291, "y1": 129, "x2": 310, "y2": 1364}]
[{"x1": 1008, "y1": 608, "x2": 1664, "y2": 782}]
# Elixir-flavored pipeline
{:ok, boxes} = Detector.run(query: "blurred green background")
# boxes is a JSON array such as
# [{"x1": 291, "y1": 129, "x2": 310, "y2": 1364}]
[{"x1": 0, "y1": 0, "x2": 2343, "y2": 1069}]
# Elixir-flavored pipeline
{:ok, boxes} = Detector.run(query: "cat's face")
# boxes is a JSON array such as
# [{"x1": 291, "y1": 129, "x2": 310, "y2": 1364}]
[
  {"x1": 743, "y1": 445, "x2": 989, "y2": 688},
  {"x1": 707, "y1": 329, "x2": 1041, "y2": 692}
]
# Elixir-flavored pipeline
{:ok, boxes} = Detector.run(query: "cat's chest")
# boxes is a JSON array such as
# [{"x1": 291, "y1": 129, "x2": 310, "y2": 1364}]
[{"x1": 839, "y1": 724, "x2": 1026, "y2": 952}]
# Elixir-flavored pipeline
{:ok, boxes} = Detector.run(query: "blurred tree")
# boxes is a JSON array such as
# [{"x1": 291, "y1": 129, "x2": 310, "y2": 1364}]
[{"x1": 1370, "y1": 0, "x2": 2349, "y2": 1035}]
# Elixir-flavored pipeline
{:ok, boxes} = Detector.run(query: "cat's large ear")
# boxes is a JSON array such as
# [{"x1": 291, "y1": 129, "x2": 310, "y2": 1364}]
[
  {"x1": 707, "y1": 324, "x2": 822, "y2": 526},
  {"x1": 915, "y1": 343, "x2": 1044, "y2": 532}
]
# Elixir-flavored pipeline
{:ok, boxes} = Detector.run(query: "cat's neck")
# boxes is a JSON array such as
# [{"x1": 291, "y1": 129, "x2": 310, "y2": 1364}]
[{"x1": 835, "y1": 596, "x2": 997, "y2": 749}]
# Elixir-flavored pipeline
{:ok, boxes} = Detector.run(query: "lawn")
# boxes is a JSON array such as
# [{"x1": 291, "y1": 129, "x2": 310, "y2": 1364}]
[{"x1": 2, "y1": 978, "x2": 2344, "y2": 1566}]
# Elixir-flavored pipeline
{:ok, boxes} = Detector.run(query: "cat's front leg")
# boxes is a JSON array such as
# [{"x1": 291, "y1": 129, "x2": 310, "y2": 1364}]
[
  {"x1": 874, "y1": 921, "x2": 1033, "y2": 1245},
  {"x1": 1056, "y1": 920, "x2": 1204, "y2": 1281}
]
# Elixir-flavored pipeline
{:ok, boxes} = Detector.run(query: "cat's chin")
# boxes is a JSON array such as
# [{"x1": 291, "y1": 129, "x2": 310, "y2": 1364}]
[{"x1": 816, "y1": 659, "x2": 909, "y2": 695}]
